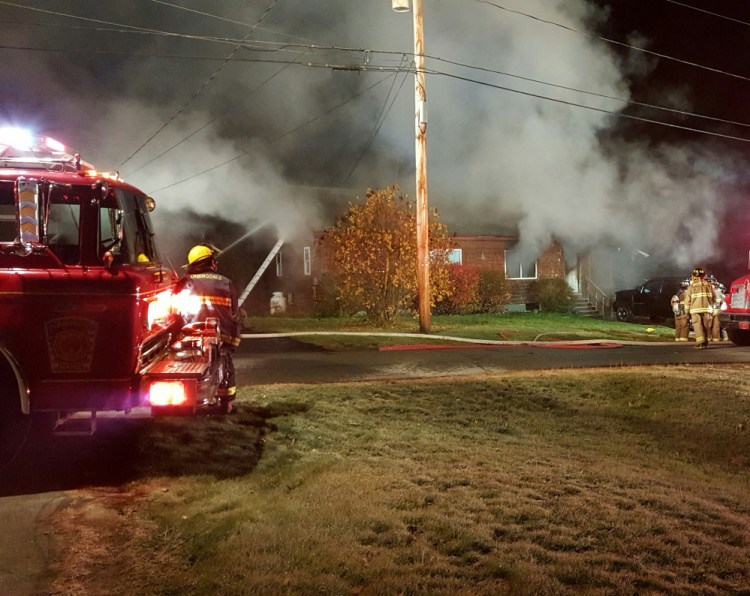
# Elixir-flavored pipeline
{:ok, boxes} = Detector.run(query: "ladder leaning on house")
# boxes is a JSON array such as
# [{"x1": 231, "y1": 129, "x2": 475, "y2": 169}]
[{"x1": 238, "y1": 239, "x2": 284, "y2": 308}]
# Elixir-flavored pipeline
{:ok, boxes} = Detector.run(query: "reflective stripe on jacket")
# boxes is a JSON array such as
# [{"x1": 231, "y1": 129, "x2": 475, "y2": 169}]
[
  {"x1": 684, "y1": 280, "x2": 715, "y2": 315},
  {"x1": 671, "y1": 290, "x2": 687, "y2": 316},
  {"x1": 175, "y1": 272, "x2": 241, "y2": 347}
]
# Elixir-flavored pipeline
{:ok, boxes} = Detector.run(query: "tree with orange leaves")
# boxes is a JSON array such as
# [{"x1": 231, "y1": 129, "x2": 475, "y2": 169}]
[{"x1": 322, "y1": 186, "x2": 453, "y2": 325}]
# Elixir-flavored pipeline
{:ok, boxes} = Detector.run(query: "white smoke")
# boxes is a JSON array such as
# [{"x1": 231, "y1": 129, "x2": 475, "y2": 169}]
[{"x1": 0, "y1": 0, "x2": 743, "y2": 286}]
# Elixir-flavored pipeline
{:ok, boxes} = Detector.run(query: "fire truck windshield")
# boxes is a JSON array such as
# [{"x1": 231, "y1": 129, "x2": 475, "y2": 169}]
[
  {"x1": 0, "y1": 181, "x2": 161, "y2": 267},
  {"x1": 102, "y1": 188, "x2": 159, "y2": 265}
]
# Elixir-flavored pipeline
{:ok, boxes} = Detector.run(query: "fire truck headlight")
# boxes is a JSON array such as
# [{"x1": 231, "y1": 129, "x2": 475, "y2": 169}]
[
  {"x1": 148, "y1": 381, "x2": 188, "y2": 406},
  {"x1": 147, "y1": 289, "x2": 174, "y2": 328}
]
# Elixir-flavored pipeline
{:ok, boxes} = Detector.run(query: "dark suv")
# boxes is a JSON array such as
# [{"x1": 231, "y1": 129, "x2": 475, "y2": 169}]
[{"x1": 613, "y1": 277, "x2": 684, "y2": 323}]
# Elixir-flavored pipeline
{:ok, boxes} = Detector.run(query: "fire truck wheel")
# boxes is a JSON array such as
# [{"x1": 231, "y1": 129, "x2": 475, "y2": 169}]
[
  {"x1": 727, "y1": 328, "x2": 750, "y2": 346},
  {"x1": 0, "y1": 394, "x2": 31, "y2": 469}
]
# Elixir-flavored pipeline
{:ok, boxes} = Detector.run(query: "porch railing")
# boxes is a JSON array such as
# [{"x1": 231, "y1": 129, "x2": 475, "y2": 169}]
[{"x1": 580, "y1": 276, "x2": 610, "y2": 317}]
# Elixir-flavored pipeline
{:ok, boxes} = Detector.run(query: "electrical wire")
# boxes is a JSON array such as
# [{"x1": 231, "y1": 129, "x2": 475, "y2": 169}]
[
  {"x1": 4, "y1": 4, "x2": 750, "y2": 133},
  {"x1": 663, "y1": 0, "x2": 750, "y2": 27},
  {"x1": 3, "y1": 1, "x2": 750, "y2": 170},
  {"x1": 125, "y1": 118, "x2": 216, "y2": 177},
  {"x1": 0, "y1": 1, "x2": 351, "y2": 57},
  {"x1": 472, "y1": 0, "x2": 750, "y2": 85},
  {"x1": 124, "y1": 47, "x2": 313, "y2": 177},
  {"x1": 146, "y1": 74, "x2": 398, "y2": 195},
  {"x1": 430, "y1": 55, "x2": 750, "y2": 130},
  {"x1": 4, "y1": 40, "x2": 750, "y2": 146},
  {"x1": 345, "y1": 54, "x2": 412, "y2": 182},
  {"x1": 146, "y1": 0, "x2": 320, "y2": 45},
  {"x1": 117, "y1": 0, "x2": 280, "y2": 170},
  {"x1": 5, "y1": 37, "x2": 750, "y2": 136},
  {"x1": 430, "y1": 68, "x2": 750, "y2": 144},
  {"x1": 4, "y1": 4, "x2": 750, "y2": 132}
]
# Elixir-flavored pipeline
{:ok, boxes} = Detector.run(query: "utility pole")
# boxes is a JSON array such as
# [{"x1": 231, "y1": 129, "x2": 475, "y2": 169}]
[{"x1": 393, "y1": 0, "x2": 430, "y2": 333}]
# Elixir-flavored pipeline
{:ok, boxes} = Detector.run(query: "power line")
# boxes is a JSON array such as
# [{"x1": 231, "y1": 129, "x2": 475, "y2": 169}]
[
  {"x1": 8, "y1": 0, "x2": 750, "y2": 92},
  {"x1": 124, "y1": 47, "x2": 313, "y2": 177},
  {"x1": 149, "y1": 61, "x2": 750, "y2": 197},
  {"x1": 430, "y1": 68, "x2": 750, "y2": 144},
  {"x1": 473, "y1": 0, "x2": 750, "y2": 86},
  {"x1": 7, "y1": 37, "x2": 750, "y2": 137},
  {"x1": 125, "y1": 118, "x2": 215, "y2": 177},
  {"x1": 146, "y1": 0, "x2": 320, "y2": 45},
  {"x1": 0, "y1": 1, "x2": 349, "y2": 59},
  {"x1": 430, "y1": 55, "x2": 750, "y2": 130},
  {"x1": 146, "y1": 74, "x2": 398, "y2": 195},
  {"x1": 117, "y1": 0, "x2": 280, "y2": 170},
  {"x1": 664, "y1": 0, "x2": 750, "y2": 27},
  {"x1": 345, "y1": 54, "x2": 412, "y2": 182},
  {"x1": 3, "y1": 40, "x2": 750, "y2": 145},
  {"x1": 3, "y1": 4, "x2": 750, "y2": 156}
]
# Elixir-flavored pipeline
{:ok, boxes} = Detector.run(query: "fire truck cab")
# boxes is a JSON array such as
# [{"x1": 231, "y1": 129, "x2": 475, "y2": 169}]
[
  {"x1": 719, "y1": 272, "x2": 750, "y2": 346},
  {"x1": 0, "y1": 129, "x2": 196, "y2": 456}
]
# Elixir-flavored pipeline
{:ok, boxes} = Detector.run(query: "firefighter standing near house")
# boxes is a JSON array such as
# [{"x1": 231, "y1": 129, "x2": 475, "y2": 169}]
[
  {"x1": 175, "y1": 244, "x2": 242, "y2": 411},
  {"x1": 683, "y1": 267, "x2": 716, "y2": 349},
  {"x1": 706, "y1": 275, "x2": 728, "y2": 342},
  {"x1": 670, "y1": 279, "x2": 690, "y2": 342}
]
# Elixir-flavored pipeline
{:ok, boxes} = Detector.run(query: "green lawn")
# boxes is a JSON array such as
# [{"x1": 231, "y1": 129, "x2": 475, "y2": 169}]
[
  {"x1": 47, "y1": 365, "x2": 750, "y2": 595},
  {"x1": 243, "y1": 312, "x2": 677, "y2": 348}
]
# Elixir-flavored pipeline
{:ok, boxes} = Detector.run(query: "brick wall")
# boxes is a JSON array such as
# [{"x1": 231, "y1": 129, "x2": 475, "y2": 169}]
[{"x1": 452, "y1": 236, "x2": 565, "y2": 304}]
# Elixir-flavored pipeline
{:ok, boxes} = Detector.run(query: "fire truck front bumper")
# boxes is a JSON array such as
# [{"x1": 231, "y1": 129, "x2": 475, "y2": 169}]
[
  {"x1": 142, "y1": 358, "x2": 213, "y2": 416},
  {"x1": 719, "y1": 312, "x2": 750, "y2": 331}
]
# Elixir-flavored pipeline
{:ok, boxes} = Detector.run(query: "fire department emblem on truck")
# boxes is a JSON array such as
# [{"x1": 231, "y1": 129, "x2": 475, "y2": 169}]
[{"x1": 45, "y1": 317, "x2": 98, "y2": 373}]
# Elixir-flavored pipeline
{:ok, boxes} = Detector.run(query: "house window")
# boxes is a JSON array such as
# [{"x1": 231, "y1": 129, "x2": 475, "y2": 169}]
[
  {"x1": 275, "y1": 251, "x2": 283, "y2": 277},
  {"x1": 504, "y1": 247, "x2": 537, "y2": 280},
  {"x1": 447, "y1": 248, "x2": 462, "y2": 265},
  {"x1": 303, "y1": 246, "x2": 311, "y2": 276}
]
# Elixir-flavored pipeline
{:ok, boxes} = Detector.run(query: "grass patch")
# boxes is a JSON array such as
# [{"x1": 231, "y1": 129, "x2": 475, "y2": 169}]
[
  {"x1": 244, "y1": 312, "x2": 675, "y2": 349},
  {"x1": 48, "y1": 365, "x2": 750, "y2": 594}
]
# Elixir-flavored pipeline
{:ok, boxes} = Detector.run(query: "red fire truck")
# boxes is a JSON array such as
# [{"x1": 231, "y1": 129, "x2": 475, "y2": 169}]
[
  {"x1": 0, "y1": 129, "x2": 222, "y2": 461},
  {"x1": 719, "y1": 271, "x2": 750, "y2": 346}
]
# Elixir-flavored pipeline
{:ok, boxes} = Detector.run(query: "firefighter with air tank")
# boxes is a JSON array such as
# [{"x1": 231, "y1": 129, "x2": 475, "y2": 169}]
[
  {"x1": 174, "y1": 244, "x2": 242, "y2": 412},
  {"x1": 670, "y1": 279, "x2": 690, "y2": 342},
  {"x1": 683, "y1": 267, "x2": 716, "y2": 349},
  {"x1": 706, "y1": 274, "x2": 728, "y2": 342}
]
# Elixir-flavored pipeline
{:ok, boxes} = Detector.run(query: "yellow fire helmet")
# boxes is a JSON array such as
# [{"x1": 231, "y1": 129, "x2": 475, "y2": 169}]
[{"x1": 187, "y1": 244, "x2": 215, "y2": 265}]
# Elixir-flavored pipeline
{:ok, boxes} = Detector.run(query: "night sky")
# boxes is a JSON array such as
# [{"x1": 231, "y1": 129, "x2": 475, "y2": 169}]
[{"x1": 2, "y1": 0, "x2": 750, "y2": 286}]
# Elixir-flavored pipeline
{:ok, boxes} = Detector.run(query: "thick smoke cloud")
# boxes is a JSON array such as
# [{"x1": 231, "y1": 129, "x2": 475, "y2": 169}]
[{"x1": 0, "y1": 0, "x2": 743, "y2": 287}]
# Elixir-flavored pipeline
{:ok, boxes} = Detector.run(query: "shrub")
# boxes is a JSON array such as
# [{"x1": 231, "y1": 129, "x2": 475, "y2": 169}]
[
  {"x1": 477, "y1": 270, "x2": 512, "y2": 314},
  {"x1": 312, "y1": 273, "x2": 342, "y2": 317},
  {"x1": 527, "y1": 278, "x2": 575, "y2": 313},
  {"x1": 435, "y1": 264, "x2": 480, "y2": 314}
]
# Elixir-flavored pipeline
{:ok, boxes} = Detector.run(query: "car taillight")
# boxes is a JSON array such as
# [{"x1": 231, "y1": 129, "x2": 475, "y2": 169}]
[{"x1": 148, "y1": 381, "x2": 188, "y2": 406}]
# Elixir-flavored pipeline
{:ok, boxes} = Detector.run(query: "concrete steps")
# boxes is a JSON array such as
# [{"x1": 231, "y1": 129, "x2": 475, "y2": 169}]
[{"x1": 572, "y1": 296, "x2": 601, "y2": 317}]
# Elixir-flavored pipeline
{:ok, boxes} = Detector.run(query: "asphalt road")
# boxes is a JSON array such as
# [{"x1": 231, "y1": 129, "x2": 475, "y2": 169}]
[{"x1": 235, "y1": 336, "x2": 750, "y2": 385}]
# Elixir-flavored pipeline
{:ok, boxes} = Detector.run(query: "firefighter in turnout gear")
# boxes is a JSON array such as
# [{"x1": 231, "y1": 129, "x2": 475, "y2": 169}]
[
  {"x1": 670, "y1": 279, "x2": 690, "y2": 341},
  {"x1": 683, "y1": 267, "x2": 716, "y2": 349},
  {"x1": 706, "y1": 275, "x2": 728, "y2": 342},
  {"x1": 175, "y1": 244, "x2": 242, "y2": 410}
]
